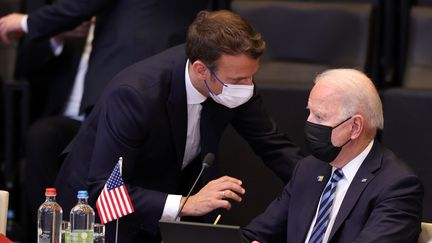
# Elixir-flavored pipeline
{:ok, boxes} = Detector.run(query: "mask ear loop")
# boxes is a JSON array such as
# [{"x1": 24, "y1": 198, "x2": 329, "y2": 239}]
[
  {"x1": 339, "y1": 137, "x2": 352, "y2": 148},
  {"x1": 204, "y1": 80, "x2": 215, "y2": 95},
  {"x1": 333, "y1": 116, "x2": 352, "y2": 129},
  {"x1": 333, "y1": 116, "x2": 353, "y2": 148},
  {"x1": 207, "y1": 67, "x2": 228, "y2": 87}
]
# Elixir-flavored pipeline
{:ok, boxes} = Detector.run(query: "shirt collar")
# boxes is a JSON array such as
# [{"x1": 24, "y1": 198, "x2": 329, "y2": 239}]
[
  {"x1": 185, "y1": 59, "x2": 207, "y2": 105},
  {"x1": 334, "y1": 139, "x2": 374, "y2": 183}
]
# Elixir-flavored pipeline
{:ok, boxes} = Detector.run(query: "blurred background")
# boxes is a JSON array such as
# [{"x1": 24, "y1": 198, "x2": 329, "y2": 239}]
[{"x1": 1, "y1": 0, "x2": 431, "y2": 241}]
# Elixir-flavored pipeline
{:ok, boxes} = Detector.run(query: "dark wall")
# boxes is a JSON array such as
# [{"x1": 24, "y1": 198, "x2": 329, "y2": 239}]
[{"x1": 0, "y1": 0, "x2": 21, "y2": 187}]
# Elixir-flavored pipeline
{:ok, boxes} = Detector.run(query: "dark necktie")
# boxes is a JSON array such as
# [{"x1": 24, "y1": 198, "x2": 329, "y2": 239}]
[{"x1": 308, "y1": 168, "x2": 344, "y2": 243}]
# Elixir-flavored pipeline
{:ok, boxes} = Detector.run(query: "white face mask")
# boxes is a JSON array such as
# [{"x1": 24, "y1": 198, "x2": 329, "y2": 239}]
[
  {"x1": 203, "y1": 66, "x2": 254, "y2": 108},
  {"x1": 209, "y1": 83, "x2": 254, "y2": 108}
]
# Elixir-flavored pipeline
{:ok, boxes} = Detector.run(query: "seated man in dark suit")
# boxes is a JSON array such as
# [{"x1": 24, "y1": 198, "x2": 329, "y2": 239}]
[
  {"x1": 242, "y1": 69, "x2": 424, "y2": 243},
  {"x1": 53, "y1": 10, "x2": 302, "y2": 242}
]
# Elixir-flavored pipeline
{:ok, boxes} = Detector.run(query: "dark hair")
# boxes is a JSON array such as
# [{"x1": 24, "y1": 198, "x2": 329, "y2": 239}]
[{"x1": 186, "y1": 10, "x2": 265, "y2": 70}]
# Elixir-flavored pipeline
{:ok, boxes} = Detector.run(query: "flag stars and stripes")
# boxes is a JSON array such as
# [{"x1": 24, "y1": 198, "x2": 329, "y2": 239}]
[{"x1": 96, "y1": 158, "x2": 134, "y2": 224}]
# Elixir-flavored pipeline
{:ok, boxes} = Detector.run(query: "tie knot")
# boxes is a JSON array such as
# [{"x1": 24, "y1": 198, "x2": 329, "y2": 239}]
[{"x1": 331, "y1": 168, "x2": 344, "y2": 183}]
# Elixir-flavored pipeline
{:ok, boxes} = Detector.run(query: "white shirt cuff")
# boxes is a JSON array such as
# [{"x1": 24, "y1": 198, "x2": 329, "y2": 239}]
[
  {"x1": 160, "y1": 194, "x2": 182, "y2": 221},
  {"x1": 20, "y1": 15, "x2": 28, "y2": 33},
  {"x1": 49, "y1": 37, "x2": 64, "y2": 56}
]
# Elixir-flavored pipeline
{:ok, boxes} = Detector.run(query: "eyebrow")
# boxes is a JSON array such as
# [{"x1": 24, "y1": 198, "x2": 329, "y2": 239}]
[
  {"x1": 308, "y1": 107, "x2": 327, "y2": 120},
  {"x1": 231, "y1": 70, "x2": 257, "y2": 81}
]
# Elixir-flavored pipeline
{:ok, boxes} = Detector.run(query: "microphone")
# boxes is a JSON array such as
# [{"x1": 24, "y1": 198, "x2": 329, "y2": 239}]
[{"x1": 174, "y1": 153, "x2": 215, "y2": 221}]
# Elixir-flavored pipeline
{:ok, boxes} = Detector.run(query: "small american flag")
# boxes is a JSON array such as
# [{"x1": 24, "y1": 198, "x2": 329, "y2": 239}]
[{"x1": 96, "y1": 157, "x2": 134, "y2": 224}]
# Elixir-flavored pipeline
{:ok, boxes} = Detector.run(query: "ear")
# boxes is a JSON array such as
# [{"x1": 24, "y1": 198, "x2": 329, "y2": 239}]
[
  {"x1": 350, "y1": 115, "x2": 364, "y2": 140},
  {"x1": 191, "y1": 60, "x2": 210, "y2": 80}
]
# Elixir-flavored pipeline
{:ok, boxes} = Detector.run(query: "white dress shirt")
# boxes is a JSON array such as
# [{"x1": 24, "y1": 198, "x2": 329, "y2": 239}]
[
  {"x1": 160, "y1": 60, "x2": 207, "y2": 221},
  {"x1": 22, "y1": 16, "x2": 93, "y2": 121},
  {"x1": 20, "y1": 15, "x2": 29, "y2": 33},
  {"x1": 62, "y1": 23, "x2": 95, "y2": 121},
  {"x1": 304, "y1": 140, "x2": 374, "y2": 243}
]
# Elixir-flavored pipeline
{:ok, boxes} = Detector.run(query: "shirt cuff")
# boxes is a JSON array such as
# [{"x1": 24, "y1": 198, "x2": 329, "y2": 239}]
[
  {"x1": 160, "y1": 194, "x2": 182, "y2": 221},
  {"x1": 49, "y1": 37, "x2": 64, "y2": 56},
  {"x1": 20, "y1": 15, "x2": 28, "y2": 33}
]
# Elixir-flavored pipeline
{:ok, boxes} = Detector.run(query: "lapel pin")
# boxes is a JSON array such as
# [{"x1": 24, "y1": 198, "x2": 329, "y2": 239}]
[
  {"x1": 361, "y1": 178, "x2": 367, "y2": 183},
  {"x1": 317, "y1": 176, "x2": 324, "y2": 182}
]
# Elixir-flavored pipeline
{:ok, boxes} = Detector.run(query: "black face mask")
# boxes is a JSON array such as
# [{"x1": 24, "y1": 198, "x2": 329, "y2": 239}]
[{"x1": 304, "y1": 117, "x2": 352, "y2": 162}]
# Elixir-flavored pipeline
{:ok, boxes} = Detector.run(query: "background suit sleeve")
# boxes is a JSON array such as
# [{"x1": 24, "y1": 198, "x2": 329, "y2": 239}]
[{"x1": 26, "y1": 0, "x2": 113, "y2": 41}]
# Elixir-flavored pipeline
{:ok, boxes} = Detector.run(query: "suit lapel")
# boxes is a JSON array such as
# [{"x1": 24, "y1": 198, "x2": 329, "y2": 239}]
[
  {"x1": 329, "y1": 142, "x2": 383, "y2": 240},
  {"x1": 294, "y1": 164, "x2": 332, "y2": 242},
  {"x1": 166, "y1": 56, "x2": 188, "y2": 166}
]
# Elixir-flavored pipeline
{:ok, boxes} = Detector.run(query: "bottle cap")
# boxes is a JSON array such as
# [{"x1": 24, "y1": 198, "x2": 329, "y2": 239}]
[
  {"x1": 45, "y1": 188, "x2": 57, "y2": 196},
  {"x1": 77, "y1": 190, "x2": 89, "y2": 199}
]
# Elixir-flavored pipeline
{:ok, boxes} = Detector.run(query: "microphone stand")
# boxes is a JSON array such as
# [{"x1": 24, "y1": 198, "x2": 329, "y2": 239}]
[{"x1": 174, "y1": 153, "x2": 214, "y2": 221}]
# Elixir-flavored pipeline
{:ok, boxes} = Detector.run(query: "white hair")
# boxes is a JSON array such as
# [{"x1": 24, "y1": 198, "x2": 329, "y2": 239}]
[{"x1": 314, "y1": 69, "x2": 384, "y2": 130}]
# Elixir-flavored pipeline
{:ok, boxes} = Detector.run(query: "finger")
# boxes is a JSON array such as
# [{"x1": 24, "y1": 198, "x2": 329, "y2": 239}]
[
  {"x1": 209, "y1": 175, "x2": 242, "y2": 186},
  {"x1": 1, "y1": 31, "x2": 11, "y2": 45},
  {"x1": 221, "y1": 190, "x2": 243, "y2": 202},
  {"x1": 215, "y1": 175, "x2": 243, "y2": 185},
  {"x1": 209, "y1": 177, "x2": 244, "y2": 192},
  {"x1": 212, "y1": 199, "x2": 232, "y2": 211},
  {"x1": 217, "y1": 181, "x2": 246, "y2": 195}
]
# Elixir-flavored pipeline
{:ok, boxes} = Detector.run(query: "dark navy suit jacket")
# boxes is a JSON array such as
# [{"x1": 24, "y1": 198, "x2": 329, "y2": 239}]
[
  {"x1": 54, "y1": 45, "x2": 302, "y2": 242},
  {"x1": 242, "y1": 141, "x2": 424, "y2": 243},
  {"x1": 26, "y1": 0, "x2": 209, "y2": 114},
  {"x1": 15, "y1": 35, "x2": 86, "y2": 118}
]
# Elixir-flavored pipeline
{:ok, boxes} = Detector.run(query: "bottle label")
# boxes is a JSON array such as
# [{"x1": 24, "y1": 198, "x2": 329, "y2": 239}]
[
  {"x1": 62, "y1": 230, "x2": 71, "y2": 243},
  {"x1": 38, "y1": 228, "x2": 53, "y2": 241},
  {"x1": 70, "y1": 230, "x2": 94, "y2": 243}
]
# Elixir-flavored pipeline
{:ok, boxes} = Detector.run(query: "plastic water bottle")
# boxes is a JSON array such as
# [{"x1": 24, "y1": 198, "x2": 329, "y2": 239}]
[
  {"x1": 37, "y1": 188, "x2": 63, "y2": 243},
  {"x1": 70, "y1": 191, "x2": 95, "y2": 243}
]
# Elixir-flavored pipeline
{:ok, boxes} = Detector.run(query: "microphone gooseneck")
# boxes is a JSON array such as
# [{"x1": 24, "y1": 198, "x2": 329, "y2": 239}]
[
  {"x1": 202, "y1": 153, "x2": 214, "y2": 169},
  {"x1": 174, "y1": 153, "x2": 215, "y2": 221}
]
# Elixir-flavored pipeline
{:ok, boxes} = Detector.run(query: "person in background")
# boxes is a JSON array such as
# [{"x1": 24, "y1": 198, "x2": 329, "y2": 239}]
[
  {"x1": 15, "y1": 15, "x2": 92, "y2": 242},
  {"x1": 53, "y1": 10, "x2": 303, "y2": 242},
  {"x1": 242, "y1": 68, "x2": 423, "y2": 243},
  {"x1": 0, "y1": 0, "x2": 213, "y2": 115}
]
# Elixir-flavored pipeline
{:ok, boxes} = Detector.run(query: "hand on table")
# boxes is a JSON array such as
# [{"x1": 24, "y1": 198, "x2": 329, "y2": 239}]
[{"x1": 179, "y1": 175, "x2": 246, "y2": 217}]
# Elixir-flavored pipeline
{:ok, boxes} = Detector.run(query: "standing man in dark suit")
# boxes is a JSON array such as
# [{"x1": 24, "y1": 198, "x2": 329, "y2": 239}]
[
  {"x1": 52, "y1": 10, "x2": 302, "y2": 242},
  {"x1": 0, "y1": 0, "x2": 211, "y2": 115},
  {"x1": 242, "y1": 69, "x2": 424, "y2": 243}
]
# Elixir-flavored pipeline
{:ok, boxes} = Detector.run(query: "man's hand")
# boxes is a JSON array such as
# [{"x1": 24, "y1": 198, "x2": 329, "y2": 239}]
[
  {"x1": 0, "y1": 13, "x2": 26, "y2": 44},
  {"x1": 179, "y1": 175, "x2": 246, "y2": 217}
]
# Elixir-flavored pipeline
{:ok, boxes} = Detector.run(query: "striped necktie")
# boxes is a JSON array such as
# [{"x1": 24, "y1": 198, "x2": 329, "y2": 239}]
[{"x1": 308, "y1": 168, "x2": 344, "y2": 243}]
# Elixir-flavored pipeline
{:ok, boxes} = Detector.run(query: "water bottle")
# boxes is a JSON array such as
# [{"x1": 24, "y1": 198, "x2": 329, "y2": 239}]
[
  {"x1": 70, "y1": 191, "x2": 95, "y2": 243},
  {"x1": 37, "y1": 188, "x2": 63, "y2": 243}
]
